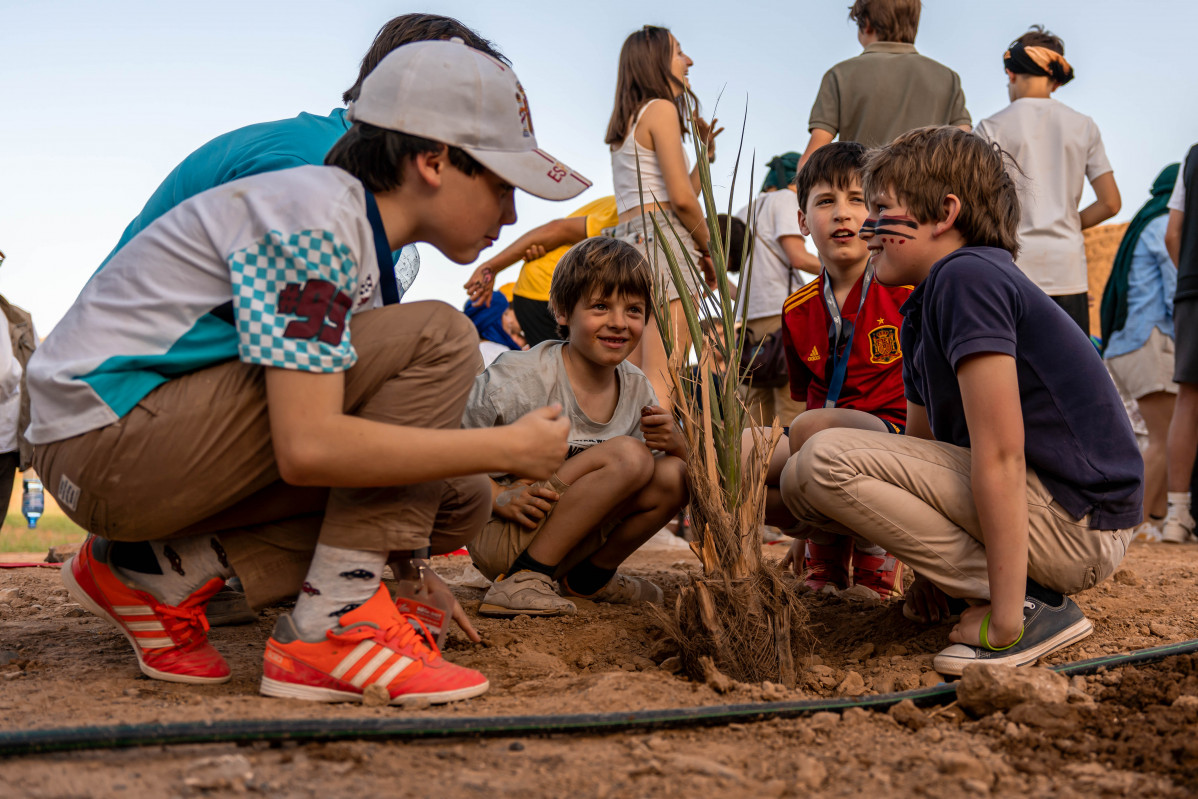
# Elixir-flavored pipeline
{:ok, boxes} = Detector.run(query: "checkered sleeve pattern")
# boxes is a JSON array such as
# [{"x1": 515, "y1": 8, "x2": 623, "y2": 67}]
[{"x1": 227, "y1": 229, "x2": 360, "y2": 372}]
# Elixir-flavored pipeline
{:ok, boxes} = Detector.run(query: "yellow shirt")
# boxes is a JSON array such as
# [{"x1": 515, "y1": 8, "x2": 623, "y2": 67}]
[{"x1": 514, "y1": 196, "x2": 618, "y2": 301}]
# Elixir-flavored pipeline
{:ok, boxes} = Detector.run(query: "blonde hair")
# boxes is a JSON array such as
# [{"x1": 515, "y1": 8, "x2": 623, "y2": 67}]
[{"x1": 862, "y1": 126, "x2": 1022, "y2": 256}]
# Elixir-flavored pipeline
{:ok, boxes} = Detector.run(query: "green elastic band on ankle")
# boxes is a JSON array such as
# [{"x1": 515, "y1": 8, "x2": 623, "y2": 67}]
[{"x1": 979, "y1": 611, "x2": 1024, "y2": 651}]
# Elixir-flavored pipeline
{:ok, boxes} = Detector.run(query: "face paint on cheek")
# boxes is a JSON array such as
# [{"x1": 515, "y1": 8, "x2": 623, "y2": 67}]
[
  {"x1": 858, "y1": 218, "x2": 878, "y2": 238},
  {"x1": 875, "y1": 215, "x2": 918, "y2": 240}
]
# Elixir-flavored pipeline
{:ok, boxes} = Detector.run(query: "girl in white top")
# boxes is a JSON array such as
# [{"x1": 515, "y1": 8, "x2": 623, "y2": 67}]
[{"x1": 604, "y1": 25, "x2": 721, "y2": 408}]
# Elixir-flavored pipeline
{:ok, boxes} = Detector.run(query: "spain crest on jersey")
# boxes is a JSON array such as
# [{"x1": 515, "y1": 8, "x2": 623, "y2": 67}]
[{"x1": 869, "y1": 324, "x2": 901, "y2": 364}]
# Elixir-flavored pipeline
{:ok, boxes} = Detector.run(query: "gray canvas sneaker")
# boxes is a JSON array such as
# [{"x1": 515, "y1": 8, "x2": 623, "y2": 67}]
[
  {"x1": 479, "y1": 570, "x2": 577, "y2": 617},
  {"x1": 933, "y1": 594, "x2": 1092, "y2": 676},
  {"x1": 205, "y1": 582, "x2": 258, "y2": 626}
]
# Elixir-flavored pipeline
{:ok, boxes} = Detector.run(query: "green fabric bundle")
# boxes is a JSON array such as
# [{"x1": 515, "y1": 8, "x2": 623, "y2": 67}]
[
  {"x1": 1099, "y1": 163, "x2": 1179, "y2": 351},
  {"x1": 761, "y1": 152, "x2": 801, "y2": 193}
]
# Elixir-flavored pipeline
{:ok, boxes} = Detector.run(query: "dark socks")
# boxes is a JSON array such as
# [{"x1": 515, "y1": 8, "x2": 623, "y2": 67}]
[
  {"x1": 563, "y1": 559, "x2": 616, "y2": 596},
  {"x1": 1025, "y1": 577, "x2": 1064, "y2": 607},
  {"x1": 508, "y1": 549, "x2": 556, "y2": 579}
]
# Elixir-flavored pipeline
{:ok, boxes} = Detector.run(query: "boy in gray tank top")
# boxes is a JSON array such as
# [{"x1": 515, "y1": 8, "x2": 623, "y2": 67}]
[{"x1": 463, "y1": 237, "x2": 689, "y2": 616}]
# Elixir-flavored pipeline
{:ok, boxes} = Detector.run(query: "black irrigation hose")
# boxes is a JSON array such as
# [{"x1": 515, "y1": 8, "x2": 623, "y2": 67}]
[{"x1": 4, "y1": 637, "x2": 1198, "y2": 758}]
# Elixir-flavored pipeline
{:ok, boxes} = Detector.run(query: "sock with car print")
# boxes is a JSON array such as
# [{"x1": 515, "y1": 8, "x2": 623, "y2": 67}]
[
  {"x1": 111, "y1": 536, "x2": 234, "y2": 606},
  {"x1": 291, "y1": 544, "x2": 388, "y2": 641}
]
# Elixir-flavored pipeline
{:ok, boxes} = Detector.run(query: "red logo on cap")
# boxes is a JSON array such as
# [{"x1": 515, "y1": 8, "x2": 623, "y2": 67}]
[
  {"x1": 515, "y1": 82, "x2": 534, "y2": 138},
  {"x1": 547, "y1": 164, "x2": 567, "y2": 182}
]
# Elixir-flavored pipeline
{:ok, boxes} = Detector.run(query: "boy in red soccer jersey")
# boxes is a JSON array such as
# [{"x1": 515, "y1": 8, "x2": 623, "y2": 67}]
[{"x1": 750, "y1": 142, "x2": 911, "y2": 599}]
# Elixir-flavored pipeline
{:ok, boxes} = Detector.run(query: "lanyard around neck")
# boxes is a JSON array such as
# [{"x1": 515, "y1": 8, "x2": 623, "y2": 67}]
[
  {"x1": 820, "y1": 265, "x2": 874, "y2": 408},
  {"x1": 362, "y1": 186, "x2": 401, "y2": 306}
]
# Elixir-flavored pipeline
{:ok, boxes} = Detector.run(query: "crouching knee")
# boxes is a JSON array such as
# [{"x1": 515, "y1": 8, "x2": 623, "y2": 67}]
[
  {"x1": 779, "y1": 428, "x2": 841, "y2": 520},
  {"x1": 650, "y1": 454, "x2": 689, "y2": 508},
  {"x1": 599, "y1": 435, "x2": 657, "y2": 483}
]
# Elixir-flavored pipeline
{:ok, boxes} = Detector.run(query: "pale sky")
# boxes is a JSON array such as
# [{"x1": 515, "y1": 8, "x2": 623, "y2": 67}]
[{"x1": 2, "y1": 0, "x2": 1196, "y2": 332}]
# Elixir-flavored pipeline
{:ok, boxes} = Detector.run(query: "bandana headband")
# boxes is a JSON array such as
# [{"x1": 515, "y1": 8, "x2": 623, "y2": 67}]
[{"x1": 1003, "y1": 41, "x2": 1074, "y2": 86}]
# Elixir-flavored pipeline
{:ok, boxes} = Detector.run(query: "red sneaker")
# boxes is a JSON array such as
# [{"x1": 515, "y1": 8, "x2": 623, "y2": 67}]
[
  {"x1": 62, "y1": 537, "x2": 230, "y2": 684},
  {"x1": 260, "y1": 583, "x2": 489, "y2": 705},
  {"x1": 852, "y1": 551, "x2": 905, "y2": 600},
  {"x1": 803, "y1": 537, "x2": 853, "y2": 594}
]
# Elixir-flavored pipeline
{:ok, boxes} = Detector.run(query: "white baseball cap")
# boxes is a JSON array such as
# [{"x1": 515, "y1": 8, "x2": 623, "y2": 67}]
[{"x1": 346, "y1": 39, "x2": 591, "y2": 202}]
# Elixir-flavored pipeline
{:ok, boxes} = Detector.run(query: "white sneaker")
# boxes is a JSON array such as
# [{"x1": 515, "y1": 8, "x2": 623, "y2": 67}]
[
  {"x1": 1162, "y1": 516, "x2": 1194, "y2": 544},
  {"x1": 1130, "y1": 521, "x2": 1163, "y2": 544},
  {"x1": 564, "y1": 572, "x2": 664, "y2": 605},
  {"x1": 479, "y1": 570, "x2": 577, "y2": 617}
]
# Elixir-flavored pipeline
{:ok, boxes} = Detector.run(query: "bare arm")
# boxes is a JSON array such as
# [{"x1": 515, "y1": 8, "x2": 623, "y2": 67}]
[
  {"x1": 641, "y1": 101, "x2": 709, "y2": 252},
  {"x1": 797, "y1": 129, "x2": 835, "y2": 169},
  {"x1": 778, "y1": 235, "x2": 822, "y2": 277},
  {"x1": 464, "y1": 217, "x2": 588, "y2": 306},
  {"x1": 904, "y1": 401, "x2": 934, "y2": 440},
  {"x1": 1079, "y1": 172, "x2": 1122, "y2": 230},
  {"x1": 950, "y1": 353, "x2": 1027, "y2": 648},
  {"x1": 1166, "y1": 209, "x2": 1184, "y2": 268},
  {"x1": 264, "y1": 368, "x2": 569, "y2": 486}
]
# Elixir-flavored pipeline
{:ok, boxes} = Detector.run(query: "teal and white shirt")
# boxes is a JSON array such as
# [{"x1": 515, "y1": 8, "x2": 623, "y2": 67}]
[{"x1": 27, "y1": 165, "x2": 390, "y2": 444}]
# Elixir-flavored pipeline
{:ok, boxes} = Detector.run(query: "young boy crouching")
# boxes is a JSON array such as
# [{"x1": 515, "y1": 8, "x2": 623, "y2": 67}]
[
  {"x1": 748, "y1": 142, "x2": 911, "y2": 600},
  {"x1": 463, "y1": 237, "x2": 689, "y2": 616},
  {"x1": 782, "y1": 127, "x2": 1141, "y2": 675}
]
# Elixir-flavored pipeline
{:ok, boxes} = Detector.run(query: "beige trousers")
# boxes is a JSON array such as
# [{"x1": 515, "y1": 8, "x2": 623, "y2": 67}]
[
  {"x1": 34, "y1": 301, "x2": 490, "y2": 608},
  {"x1": 780, "y1": 427, "x2": 1132, "y2": 600},
  {"x1": 738, "y1": 314, "x2": 806, "y2": 429}
]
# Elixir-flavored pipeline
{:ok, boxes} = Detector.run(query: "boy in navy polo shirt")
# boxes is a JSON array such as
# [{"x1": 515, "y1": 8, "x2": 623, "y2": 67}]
[{"x1": 781, "y1": 127, "x2": 1141, "y2": 675}]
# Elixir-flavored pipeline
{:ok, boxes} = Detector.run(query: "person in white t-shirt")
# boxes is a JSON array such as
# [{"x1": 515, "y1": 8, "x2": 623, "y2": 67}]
[
  {"x1": 975, "y1": 26, "x2": 1121, "y2": 335},
  {"x1": 734, "y1": 153, "x2": 821, "y2": 428}
]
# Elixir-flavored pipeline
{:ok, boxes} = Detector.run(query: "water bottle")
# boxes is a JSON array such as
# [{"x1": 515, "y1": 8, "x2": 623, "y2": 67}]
[{"x1": 21, "y1": 473, "x2": 44, "y2": 529}]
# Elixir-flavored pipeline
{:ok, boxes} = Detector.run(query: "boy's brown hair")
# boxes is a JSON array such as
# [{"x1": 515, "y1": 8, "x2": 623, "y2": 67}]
[
  {"x1": 794, "y1": 141, "x2": 867, "y2": 212},
  {"x1": 849, "y1": 0, "x2": 920, "y2": 44},
  {"x1": 342, "y1": 14, "x2": 507, "y2": 104},
  {"x1": 549, "y1": 237, "x2": 652, "y2": 332},
  {"x1": 862, "y1": 126, "x2": 1021, "y2": 256},
  {"x1": 1014, "y1": 24, "x2": 1064, "y2": 55}
]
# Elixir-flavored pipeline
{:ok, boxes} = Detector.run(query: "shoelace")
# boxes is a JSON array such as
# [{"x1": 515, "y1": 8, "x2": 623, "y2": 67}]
[
  {"x1": 154, "y1": 601, "x2": 211, "y2": 640},
  {"x1": 399, "y1": 613, "x2": 442, "y2": 658},
  {"x1": 330, "y1": 613, "x2": 441, "y2": 661}
]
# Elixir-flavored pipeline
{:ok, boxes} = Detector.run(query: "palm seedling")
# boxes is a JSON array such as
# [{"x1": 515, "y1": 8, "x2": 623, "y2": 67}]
[{"x1": 639, "y1": 101, "x2": 810, "y2": 687}]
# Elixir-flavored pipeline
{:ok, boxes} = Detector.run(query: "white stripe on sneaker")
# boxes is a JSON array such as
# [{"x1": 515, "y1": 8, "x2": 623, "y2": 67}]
[
  {"x1": 137, "y1": 637, "x2": 173, "y2": 649},
  {"x1": 330, "y1": 641, "x2": 375, "y2": 680},
  {"x1": 350, "y1": 648, "x2": 395, "y2": 688},
  {"x1": 125, "y1": 621, "x2": 167, "y2": 632},
  {"x1": 113, "y1": 605, "x2": 154, "y2": 615},
  {"x1": 373, "y1": 656, "x2": 414, "y2": 689}
]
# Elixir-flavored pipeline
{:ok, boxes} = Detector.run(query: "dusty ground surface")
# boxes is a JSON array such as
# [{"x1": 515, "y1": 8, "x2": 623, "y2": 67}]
[{"x1": 3, "y1": 537, "x2": 1198, "y2": 798}]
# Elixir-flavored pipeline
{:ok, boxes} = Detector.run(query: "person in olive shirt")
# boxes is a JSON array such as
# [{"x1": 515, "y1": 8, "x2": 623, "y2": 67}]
[{"x1": 798, "y1": 0, "x2": 970, "y2": 166}]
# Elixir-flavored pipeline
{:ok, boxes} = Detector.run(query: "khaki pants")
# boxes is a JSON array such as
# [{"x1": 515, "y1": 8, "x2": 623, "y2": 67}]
[
  {"x1": 738, "y1": 314, "x2": 805, "y2": 429},
  {"x1": 33, "y1": 302, "x2": 490, "y2": 609},
  {"x1": 780, "y1": 428, "x2": 1132, "y2": 600},
  {"x1": 467, "y1": 473, "x2": 620, "y2": 582}
]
